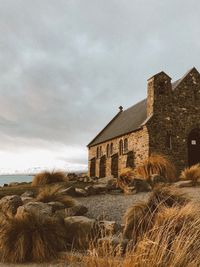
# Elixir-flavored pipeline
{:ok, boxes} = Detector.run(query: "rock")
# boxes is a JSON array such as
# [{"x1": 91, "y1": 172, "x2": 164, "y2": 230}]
[
  {"x1": 83, "y1": 176, "x2": 89, "y2": 183},
  {"x1": 151, "y1": 174, "x2": 168, "y2": 185},
  {"x1": 64, "y1": 216, "x2": 99, "y2": 249},
  {"x1": 48, "y1": 201, "x2": 65, "y2": 213},
  {"x1": 97, "y1": 177, "x2": 116, "y2": 190},
  {"x1": 93, "y1": 184, "x2": 108, "y2": 194},
  {"x1": 21, "y1": 197, "x2": 34, "y2": 204},
  {"x1": 109, "y1": 189, "x2": 123, "y2": 195},
  {"x1": 85, "y1": 185, "x2": 96, "y2": 195},
  {"x1": 8, "y1": 182, "x2": 19, "y2": 187},
  {"x1": 173, "y1": 180, "x2": 193, "y2": 188},
  {"x1": 66, "y1": 204, "x2": 88, "y2": 216},
  {"x1": 16, "y1": 201, "x2": 53, "y2": 220},
  {"x1": 75, "y1": 188, "x2": 88, "y2": 197},
  {"x1": 60, "y1": 186, "x2": 76, "y2": 196},
  {"x1": 67, "y1": 173, "x2": 78, "y2": 181},
  {"x1": 134, "y1": 178, "x2": 152, "y2": 192},
  {"x1": 98, "y1": 236, "x2": 129, "y2": 255},
  {"x1": 0, "y1": 195, "x2": 23, "y2": 217},
  {"x1": 21, "y1": 190, "x2": 35, "y2": 198},
  {"x1": 99, "y1": 220, "x2": 121, "y2": 236},
  {"x1": 3, "y1": 184, "x2": 8, "y2": 187}
]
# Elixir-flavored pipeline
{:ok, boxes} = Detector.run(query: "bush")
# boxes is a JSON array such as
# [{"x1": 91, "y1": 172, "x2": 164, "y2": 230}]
[
  {"x1": 134, "y1": 154, "x2": 177, "y2": 183},
  {"x1": 123, "y1": 186, "x2": 189, "y2": 240},
  {"x1": 0, "y1": 212, "x2": 66, "y2": 263},
  {"x1": 32, "y1": 171, "x2": 68, "y2": 186},
  {"x1": 180, "y1": 164, "x2": 200, "y2": 185},
  {"x1": 117, "y1": 168, "x2": 135, "y2": 193},
  {"x1": 36, "y1": 185, "x2": 75, "y2": 207}
]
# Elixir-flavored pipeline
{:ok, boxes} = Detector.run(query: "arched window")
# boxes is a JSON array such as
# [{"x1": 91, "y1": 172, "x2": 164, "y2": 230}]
[
  {"x1": 119, "y1": 139, "x2": 123, "y2": 155},
  {"x1": 124, "y1": 138, "x2": 128, "y2": 153},
  {"x1": 96, "y1": 147, "x2": 99, "y2": 158},
  {"x1": 110, "y1": 143, "x2": 113, "y2": 155},
  {"x1": 100, "y1": 146, "x2": 102, "y2": 157},
  {"x1": 106, "y1": 144, "x2": 110, "y2": 157},
  {"x1": 166, "y1": 133, "x2": 172, "y2": 149}
]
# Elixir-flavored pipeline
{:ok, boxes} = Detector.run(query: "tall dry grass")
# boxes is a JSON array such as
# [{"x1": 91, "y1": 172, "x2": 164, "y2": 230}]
[
  {"x1": 68, "y1": 186, "x2": 200, "y2": 267},
  {"x1": 36, "y1": 185, "x2": 75, "y2": 207},
  {"x1": 0, "y1": 212, "x2": 66, "y2": 263},
  {"x1": 135, "y1": 154, "x2": 177, "y2": 183},
  {"x1": 180, "y1": 164, "x2": 200, "y2": 185},
  {"x1": 32, "y1": 171, "x2": 68, "y2": 186}
]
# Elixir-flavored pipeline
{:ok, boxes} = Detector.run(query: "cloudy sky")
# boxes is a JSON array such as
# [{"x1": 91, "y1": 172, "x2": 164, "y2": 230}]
[{"x1": 0, "y1": 0, "x2": 200, "y2": 173}]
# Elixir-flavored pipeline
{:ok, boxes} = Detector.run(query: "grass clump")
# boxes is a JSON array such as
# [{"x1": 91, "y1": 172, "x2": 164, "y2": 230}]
[
  {"x1": 36, "y1": 185, "x2": 75, "y2": 207},
  {"x1": 32, "y1": 171, "x2": 68, "y2": 186},
  {"x1": 0, "y1": 212, "x2": 66, "y2": 263},
  {"x1": 180, "y1": 164, "x2": 200, "y2": 186},
  {"x1": 135, "y1": 153, "x2": 177, "y2": 183}
]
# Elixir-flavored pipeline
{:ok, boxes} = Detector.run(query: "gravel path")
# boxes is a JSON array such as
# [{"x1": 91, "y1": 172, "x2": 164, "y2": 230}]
[{"x1": 76, "y1": 192, "x2": 149, "y2": 224}]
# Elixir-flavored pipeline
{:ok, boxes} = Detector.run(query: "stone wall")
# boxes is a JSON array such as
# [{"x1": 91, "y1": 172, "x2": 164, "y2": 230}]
[
  {"x1": 88, "y1": 126, "x2": 149, "y2": 177},
  {"x1": 147, "y1": 68, "x2": 200, "y2": 173}
]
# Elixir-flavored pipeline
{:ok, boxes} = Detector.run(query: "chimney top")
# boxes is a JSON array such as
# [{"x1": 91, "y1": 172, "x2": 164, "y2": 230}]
[{"x1": 119, "y1": 106, "x2": 123, "y2": 112}]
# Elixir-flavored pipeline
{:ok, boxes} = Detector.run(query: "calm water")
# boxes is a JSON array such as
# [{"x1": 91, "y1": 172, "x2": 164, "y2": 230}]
[{"x1": 0, "y1": 175, "x2": 33, "y2": 186}]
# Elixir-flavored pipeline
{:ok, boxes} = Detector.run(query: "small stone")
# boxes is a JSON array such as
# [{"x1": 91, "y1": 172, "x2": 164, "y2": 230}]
[
  {"x1": 66, "y1": 204, "x2": 88, "y2": 216},
  {"x1": 21, "y1": 190, "x2": 35, "y2": 198}
]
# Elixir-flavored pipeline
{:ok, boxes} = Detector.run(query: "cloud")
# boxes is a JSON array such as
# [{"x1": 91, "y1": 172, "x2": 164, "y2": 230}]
[{"x1": 0, "y1": 0, "x2": 200, "y2": 171}]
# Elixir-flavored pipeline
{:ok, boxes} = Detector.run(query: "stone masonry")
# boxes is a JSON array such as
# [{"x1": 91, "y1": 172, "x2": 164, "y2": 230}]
[{"x1": 88, "y1": 67, "x2": 200, "y2": 178}]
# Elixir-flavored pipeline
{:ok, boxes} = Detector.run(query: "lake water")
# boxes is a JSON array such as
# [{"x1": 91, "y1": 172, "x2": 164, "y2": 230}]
[{"x1": 0, "y1": 175, "x2": 33, "y2": 186}]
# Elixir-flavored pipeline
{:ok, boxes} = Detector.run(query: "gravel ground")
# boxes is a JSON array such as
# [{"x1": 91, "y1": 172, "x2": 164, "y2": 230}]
[
  {"x1": 75, "y1": 187, "x2": 200, "y2": 224},
  {"x1": 75, "y1": 192, "x2": 150, "y2": 224}
]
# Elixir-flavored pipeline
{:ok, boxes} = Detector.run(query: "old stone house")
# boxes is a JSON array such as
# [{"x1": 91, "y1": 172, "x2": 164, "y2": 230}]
[{"x1": 88, "y1": 67, "x2": 200, "y2": 178}]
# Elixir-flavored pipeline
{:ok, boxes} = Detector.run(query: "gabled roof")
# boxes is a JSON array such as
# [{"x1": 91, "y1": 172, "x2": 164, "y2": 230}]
[
  {"x1": 88, "y1": 67, "x2": 200, "y2": 147},
  {"x1": 88, "y1": 99, "x2": 147, "y2": 147}
]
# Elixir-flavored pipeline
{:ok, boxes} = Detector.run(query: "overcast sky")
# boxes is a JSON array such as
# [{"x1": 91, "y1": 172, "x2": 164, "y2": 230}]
[{"x1": 0, "y1": 0, "x2": 200, "y2": 173}]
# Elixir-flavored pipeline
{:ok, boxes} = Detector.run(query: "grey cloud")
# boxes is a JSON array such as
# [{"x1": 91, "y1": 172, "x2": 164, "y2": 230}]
[{"x1": 0, "y1": 0, "x2": 200, "y2": 151}]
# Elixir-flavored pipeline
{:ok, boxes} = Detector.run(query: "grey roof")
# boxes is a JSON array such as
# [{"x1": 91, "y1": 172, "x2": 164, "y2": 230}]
[{"x1": 88, "y1": 99, "x2": 147, "y2": 147}]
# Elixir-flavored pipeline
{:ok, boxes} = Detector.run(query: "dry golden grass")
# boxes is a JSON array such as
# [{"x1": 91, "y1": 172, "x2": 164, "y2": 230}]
[
  {"x1": 70, "y1": 188, "x2": 200, "y2": 267},
  {"x1": 36, "y1": 185, "x2": 75, "y2": 207},
  {"x1": 32, "y1": 171, "x2": 68, "y2": 186},
  {"x1": 0, "y1": 212, "x2": 66, "y2": 263},
  {"x1": 123, "y1": 186, "x2": 189, "y2": 240},
  {"x1": 134, "y1": 154, "x2": 177, "y2": 183},
  {"x1": 117, "y1": 168, "x2": 135, "y2": 193},
  {"x1": 180, "y1": 164, "x2": 200, "y2": 185}
]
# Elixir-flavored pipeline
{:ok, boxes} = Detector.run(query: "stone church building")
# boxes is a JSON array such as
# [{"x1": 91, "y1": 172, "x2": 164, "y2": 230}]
[{"x1": 88, "y1": 67, "x2": 200, "y2": 178}]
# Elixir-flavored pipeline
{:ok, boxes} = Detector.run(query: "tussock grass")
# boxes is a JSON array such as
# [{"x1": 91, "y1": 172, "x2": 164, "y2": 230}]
[
  {"x1": 123, "y1": 186, "x2": 189, "y2": 240},
  {"x1": 135, "y1": 154, "x2": 177, "y2": 182},
  {"x1": 32, "y1": 171, "x2": 68, "y2": 186},
  {"x1": 118, "y1": 168, "x2": 135, "y2": 193},
  {"x1": 36, "y1": 185, "x2": 75, "y2": 207},
  {"x1": 180, "y1": 164, "x2": 200, "y2": 185},
  {"x1": 0, "y1": 212, "x2": 66, "y2": 263},
  {"x1": 73, "y1": 187, "x2": 200, "y2": 267}
]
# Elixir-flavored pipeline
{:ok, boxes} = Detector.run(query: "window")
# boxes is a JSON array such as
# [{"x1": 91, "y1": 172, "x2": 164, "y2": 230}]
[
  {"x1": 96, "y1": 147, "x2": 99, "y2": 158},
  {"x1": 110, "y1": 143, "x2": 113, "y2": 155},
  {"x1": 124, "y1": 138, "x2": 128, "y2": 153},
  {"x1": 166, "y1": 133, "x2": 172, "y2": 149},
  {"x1": 119, "y1": 139, "x2": 123, "y2": 155},
  {"x1": 100, "y1": 146, "x2": 102, "y2": 157},
  {"x1": 106, "y1": 144, "x2": 110, "y2": 157}
]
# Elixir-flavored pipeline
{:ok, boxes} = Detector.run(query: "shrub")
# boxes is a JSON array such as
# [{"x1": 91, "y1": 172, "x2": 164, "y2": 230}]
[
  {"x1": 134, "y1": 154, "x2": 177, "y2": 182},
  {"x1": 123, "y1": 186, "x2": 189, "y2": 240},
  {"x1": 180, "y1": 164, "x2": 200, "y2": 185},
  {"x1": 36, "y1": 185, "x2": 75, "y2": 208},
  {"x1": 0, "y1": 212, "x2": 66, "y2": 263},
  {"x1": 117, "y1": 168, "x2": 135, "y2": 193},
  {"x1": 32, "y1": 171, "x2": 68, "y2": 186}
]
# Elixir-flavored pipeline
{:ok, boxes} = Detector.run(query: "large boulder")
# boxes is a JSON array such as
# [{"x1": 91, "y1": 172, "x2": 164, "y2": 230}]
[
  {"x1": 85, "y1": 185, "x2": 96, "y2": 195},
  {"x1": 0, "y1": 195, "x2": 23, "y2": 217},
  {"x1": 16, "y1": 201, "x2": 53, "y2": 221},
  {"x1": 59, "y1": 186, "x2": 76, "y2": 196},
  {"x1": 93, "y1": 184, "x2": 108, "y2": 194},
  {"x1": 48, "y1": 201, "x2": 65, "y2": 213},
  {"x1": 21, "y1": 196, "x2": 34, "y2": 205},
  {"x1": 75, "y1": 188, "x2": 88, "y2": 197},
  {"x1": 64, "y1": 216, "x2": 99, "y2": 249}
]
